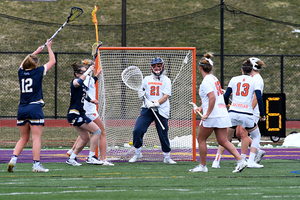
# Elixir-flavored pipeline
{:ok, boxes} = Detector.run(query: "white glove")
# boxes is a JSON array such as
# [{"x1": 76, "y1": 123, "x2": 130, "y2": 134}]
[
  {"x1": 145, "y1": 100, "x2": 160, "y2": 109},
  {"x1": 138, "y1": 89, "x2": 146, "y2": 100}
]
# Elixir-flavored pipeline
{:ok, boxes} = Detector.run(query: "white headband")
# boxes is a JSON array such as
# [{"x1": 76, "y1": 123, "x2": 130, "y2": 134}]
[
  {"x1": 205, "y1": 58, "x2": 213, "y2": 66},
  {"x1": 249, "y1": 57, "x2": 260, "y2": 71}
]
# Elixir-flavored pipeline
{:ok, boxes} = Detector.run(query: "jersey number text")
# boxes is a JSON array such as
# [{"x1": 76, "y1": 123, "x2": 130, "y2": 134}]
[{"x1": 21, "y1": 78, "x2": 33, "y2": 93}]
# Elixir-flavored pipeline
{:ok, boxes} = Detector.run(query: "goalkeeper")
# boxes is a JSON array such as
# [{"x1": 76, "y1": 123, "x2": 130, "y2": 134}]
[{"x1": 129, "y1": 57, "x2": 176, "y2": 164}]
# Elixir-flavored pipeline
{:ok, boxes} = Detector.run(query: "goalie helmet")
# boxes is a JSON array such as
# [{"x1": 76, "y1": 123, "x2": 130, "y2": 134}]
[
  {"x1": 150, "y1": 57, "x2": 165, "y2": 77},
  {"x1": 249, "y1": 57, "x2": 261, "y2": 71}
]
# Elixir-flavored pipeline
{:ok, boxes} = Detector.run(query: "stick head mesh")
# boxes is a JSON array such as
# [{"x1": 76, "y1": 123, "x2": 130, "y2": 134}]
[
  {"x1": 121, "y1": 66, "x2": 143, "y2": 91},
  {"x1": 92, "y1": 41, "x2": 103, "y2": 56},
  {"x1": 68, "y1": 7, "x2": 83, "y2": 22}
]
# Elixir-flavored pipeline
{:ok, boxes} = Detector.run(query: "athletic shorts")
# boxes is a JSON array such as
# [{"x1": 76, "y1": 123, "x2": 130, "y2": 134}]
[
  {"x1": 201, "y1": 116, "x2": 232, "y2": 128},
  {"x1": 86, "y1": 112, "x2": 99, "y2": 121},
  {"x1": 67, "y1": 113, "x2": 92, "y2": 127},
  {"x1": 17, "y1": 104, "x2": 44, "y2": 126},
  {"x1": 253, "y1": 115, "x2": 259, "y2": 124},
  {"x1": 228, "y1": 112, "x2": 255, "y2": 128}
]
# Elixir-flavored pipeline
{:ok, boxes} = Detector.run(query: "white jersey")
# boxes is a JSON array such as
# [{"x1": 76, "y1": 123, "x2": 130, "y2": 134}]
[
  {"x1": 252, "y1": 74, "x2": 264, "y2": 117},
  {"x1": 83, "y1": 75, "x2": 97, "y2": 114},
  {"x1": 228, "y1": 74, "x2": 261, "y2": 114},
  {"x1": 141, "y1": 74, "x2": 171, "y2": 119},
  {"x1": 199, "y1": 74, "x2": 228, "y2": 118}
]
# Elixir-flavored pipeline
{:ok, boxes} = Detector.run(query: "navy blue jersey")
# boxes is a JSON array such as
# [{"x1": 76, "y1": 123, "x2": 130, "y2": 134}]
[
  {"x1": 18, "y1": 66, "x2": 46, "y2": 105},
  {"x1": 68, "y1": 79, "x2": 88, "y2": 115}
]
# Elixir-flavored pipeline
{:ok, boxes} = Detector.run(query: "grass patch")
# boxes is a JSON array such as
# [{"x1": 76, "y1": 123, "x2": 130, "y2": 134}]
[
  {"x1": 1, "y1": 160, "x2": 300, "y2": 199},
  {"x1": 1, "y1": 0, "x2": 300, "y2": 54}
]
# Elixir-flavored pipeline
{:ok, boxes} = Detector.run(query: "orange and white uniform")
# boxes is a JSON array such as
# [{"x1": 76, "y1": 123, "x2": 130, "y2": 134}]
[
  {"x1": 199, "y1": 74, "x2": 231, "y2": 128},
  {"x1": 227, "y1": 74, "x2": 261, "y2": 128},
  {"x1": 141, "y1": 74, "x2": 171, "y2": 119}
]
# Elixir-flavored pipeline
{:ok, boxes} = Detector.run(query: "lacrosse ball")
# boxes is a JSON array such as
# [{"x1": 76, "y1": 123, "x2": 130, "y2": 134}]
[
  {"x1": 154, "y1": 145, "x2": 157, "y2": 148},
  {"x1": 129, "y1": 142, "x2": 133, "y2": 145}
]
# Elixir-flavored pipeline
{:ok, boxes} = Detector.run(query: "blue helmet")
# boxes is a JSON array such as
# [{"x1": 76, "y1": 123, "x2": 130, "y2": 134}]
[
  {"x1": 150, "y1": 57, "x2": 165, "y2": 77},
  {"x1": 151, "y1": 57, "x2": 164, "y2": 65}
]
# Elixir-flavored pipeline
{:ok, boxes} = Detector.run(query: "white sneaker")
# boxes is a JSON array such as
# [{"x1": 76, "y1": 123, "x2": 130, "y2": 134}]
[
  {"x1": 189, "y1": 164, "x2": 208, "y2": 173},
  {"x1": 32, "y1": 164, "x2": 49, "y2": 173},
  {"x1": 66, "y1": 158, "x2": 82, "y2": 166},
  {"x1": 163, "y1": 158, "x2": 177, "y2": 164},
  {"x1": 232, "y1": 160, "x2": 248, "y2": 173},
  {"x1": 102, "y1": 160, "x2": 115, "y2": 166},
  {"x1": 129, "y1": 153, "x2": 143, "y2": 163},
  {"x1": 254, "y1": 149, "x2": 266, "y2": 164},
  {"x1": 66, "y1": 149, "x2": 73, "y2": 157},
  {"x1": 86, "y1": 156, "x2": 104, "y2": 165},
  {"x1": 212, "y1": 160, "x2": 220, "y2": 168},
  {"x1": 7, "y1": 161, "x2": 16, "y2": 173},
  {"x1": 247, "y1": 162, "x2": 264, "y2": 168}
]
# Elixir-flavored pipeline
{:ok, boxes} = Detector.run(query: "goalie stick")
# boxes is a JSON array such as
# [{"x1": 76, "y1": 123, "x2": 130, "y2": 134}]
[{"x1": 121, "y1": 66, "x2": 165, "y2": 130}]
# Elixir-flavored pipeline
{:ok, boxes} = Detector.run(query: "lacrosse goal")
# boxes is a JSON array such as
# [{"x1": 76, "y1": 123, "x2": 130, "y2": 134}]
[{"x1": 97, "y1": 47, "x2": 197, "y2": 161}]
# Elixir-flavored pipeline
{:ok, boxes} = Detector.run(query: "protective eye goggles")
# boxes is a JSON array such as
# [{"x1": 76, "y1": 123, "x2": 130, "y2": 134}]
[
  {"x1": 151, "y1": 64, "x2": 162, "y2": 68},
  {"x1": 76, "y1": 70, "x2": 86, "y2": 75}
]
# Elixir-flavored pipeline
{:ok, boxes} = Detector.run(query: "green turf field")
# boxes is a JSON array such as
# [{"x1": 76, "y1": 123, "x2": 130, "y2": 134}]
[{"x1": 1, "y1": 160, "x2": 300, "y2": 200}]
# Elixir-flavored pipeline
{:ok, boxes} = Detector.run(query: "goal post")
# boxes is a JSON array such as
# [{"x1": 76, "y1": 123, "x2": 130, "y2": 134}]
[{"x1": 97, "y1": 47, "x2": 197, "y2": 161}]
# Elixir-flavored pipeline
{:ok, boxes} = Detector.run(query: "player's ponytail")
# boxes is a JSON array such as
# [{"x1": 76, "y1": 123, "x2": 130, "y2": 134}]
[
  {"x1": 22, "y1": 54, "x2": 38, "y2": 70},
  {"x1": 199, "y1": 53, "x2": 214, "y2": 73}
]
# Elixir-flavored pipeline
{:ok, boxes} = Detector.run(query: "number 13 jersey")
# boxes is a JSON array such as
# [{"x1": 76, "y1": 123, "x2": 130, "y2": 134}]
[{"x1": 228, "y1": 74, "x2": 260, "y2": 114}]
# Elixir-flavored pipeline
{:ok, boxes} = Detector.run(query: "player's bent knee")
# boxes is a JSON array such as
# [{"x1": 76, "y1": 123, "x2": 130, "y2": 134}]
[
  {"x1": 249, "y1": 128, "x2": 261, "y2": 149},
  {"x1": 93, "y1": 129, "x2": 102, "y2": 135}
]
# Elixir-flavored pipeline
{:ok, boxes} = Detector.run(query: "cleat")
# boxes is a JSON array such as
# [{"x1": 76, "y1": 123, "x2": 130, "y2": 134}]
[
  {"x1": 7, "y1": 161, "x2": 16, "y2": 173},
  {"x1": 66, "y1": 158, "x2": 82, "y2": 166},
  {"x1": 129, "y1": 153, "x2": 143, "y2": 163},
  {"x1": 66, "y1": 149, "x2": 73, "y2": 157},
  {"x1": 163, "y1": 158, "x2": 177, "y2": 164},
  {"x1": 189, "y1": 164, "x2": 208, "y2": 173},
  {"x1": 102, "y1": 160, "x2": 115, "y2": 166},
  {"x1": 247, "y1": 162, "x2": 264, "y2": 168},
  {"x1": 254, "y1": 149, "x2": 265, "y2": 164},
  {"x1": 232, "y1": 160, "x2": 248, "y2": 173},
  {"x1": 86, "y1": 156, "x2": 103, "y2": 165},
  {"x1": 32, "y1": 164, "x2": 49, "y2": 173},
  {"x1": 212, "y1": 160, "x2": 220, "y2": 168}
]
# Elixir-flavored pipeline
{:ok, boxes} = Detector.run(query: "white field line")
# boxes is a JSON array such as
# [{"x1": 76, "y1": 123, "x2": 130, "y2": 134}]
[{"x1": 1, "y1": 186, "x2": 300, "y2": 197}]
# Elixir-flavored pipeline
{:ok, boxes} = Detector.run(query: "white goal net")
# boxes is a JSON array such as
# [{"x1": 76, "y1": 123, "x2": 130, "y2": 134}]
[{"x1": 97, "y1": 47, "x2": 196, "y2": 162}]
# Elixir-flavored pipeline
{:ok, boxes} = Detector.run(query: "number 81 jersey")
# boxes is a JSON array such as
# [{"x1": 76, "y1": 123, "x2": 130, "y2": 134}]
[{"x1": 141, "y1": 75, "x2": 171, "y2": 119}]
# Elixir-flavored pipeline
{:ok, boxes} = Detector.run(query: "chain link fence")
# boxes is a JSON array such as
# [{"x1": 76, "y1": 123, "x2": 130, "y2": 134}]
[{"x1": 0, "y1": 52, "x2": 299, "y2": 148}]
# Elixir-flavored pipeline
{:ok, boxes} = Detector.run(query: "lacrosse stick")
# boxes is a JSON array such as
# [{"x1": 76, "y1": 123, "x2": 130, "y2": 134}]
[
  {"x1": 81, "y1": 43, "x2": 102, "y2": 96},
  {"x1": 42, "y1": 7, "x2": 83, "y2": 49},
  {"x1": 121, "y1": 66, "x2": 165, "y2": 130},
  {"x1": 91, "y1": 6, "x2": 102, "y2": 72},
  {"x1": 189, "y1": 102, "x2": 203, "y2": 117},
  {"x1": 82, "y1": 41, "x2": 103, "y2": 66},
  {"x1": 189, "y1": 102, "x2": 203, "y2": 126}
]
